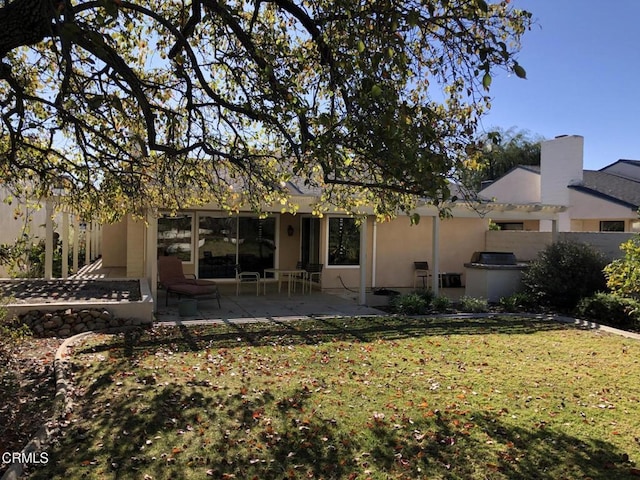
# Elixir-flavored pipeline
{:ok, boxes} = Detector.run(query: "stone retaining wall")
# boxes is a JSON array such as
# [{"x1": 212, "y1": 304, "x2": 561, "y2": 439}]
[{"x1": 19, "y1": 308, "x2": 150, "y2": 338}]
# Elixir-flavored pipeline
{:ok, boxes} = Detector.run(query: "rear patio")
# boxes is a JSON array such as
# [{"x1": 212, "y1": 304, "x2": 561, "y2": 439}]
[{"x1": 155, "y1": 284, "x2": 385, "y2": 324}]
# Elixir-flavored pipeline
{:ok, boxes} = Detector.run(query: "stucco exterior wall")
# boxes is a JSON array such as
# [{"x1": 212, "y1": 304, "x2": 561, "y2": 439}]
[
  {"x1": 485, "y1": 230, "x2": 634, "y2": 262},
  {"x1": 568, "y1": 189, "x2": 636, "y2": 224},
  {"x1": 479, "y1": 168, "x2": 540, "y2": 204},
  {"x1": 540, "y1": 135, "x2": 584, "y2": 206},
  {"x1": 126, "y1": 215, "x2": 146, "y2": 278},
  {"x1": 374, "y1": 216, "x2": 433, "y2": 288},
  {"x1": 374, "y1": 216, "x2": 488, "y2": 289},
  {"x1": 101, "y1": 221, "x2": 127, "y2": 268},
  {"x1": 278, "y1": 213, "x2": 299, "y2": 269}
]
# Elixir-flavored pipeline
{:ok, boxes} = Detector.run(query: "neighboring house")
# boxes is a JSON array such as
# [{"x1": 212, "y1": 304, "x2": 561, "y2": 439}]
[{"x1": 479, "y1": 135, "x2": 640, "y2": 233}]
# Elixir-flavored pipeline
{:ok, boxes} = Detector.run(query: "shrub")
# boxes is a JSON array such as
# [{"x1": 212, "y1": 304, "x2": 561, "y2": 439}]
[
  {"x1": 575, "y1": 293, "x2": 640, "y2": 330},
  {"x1": 522, "y1": 241, "x2": 608, "y2": 311},
  {"x1": 431, "y1": 295, "x2": 452, "y2": 313},
  {"x1": 458, "y1": 296, "x2": 489, "y2": 313},
  {"x1": 604, "y1": 235, "x2": 640, "y2": 300},
  {"x1": 498, "y1": 292, "x2": 536, "y2": 312},
  {"x1": 389, "y1": 292, "x2": 430, "y2": 315}
]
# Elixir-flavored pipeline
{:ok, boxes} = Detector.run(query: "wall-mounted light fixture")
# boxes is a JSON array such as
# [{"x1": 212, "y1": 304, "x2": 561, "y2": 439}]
[{"x1": 287, "y1": 225, "x2": 294, "y2": 237}]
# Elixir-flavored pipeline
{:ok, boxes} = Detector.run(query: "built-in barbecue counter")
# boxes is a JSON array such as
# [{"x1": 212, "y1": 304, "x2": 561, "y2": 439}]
[{"x1": 464, "y1": 252, "x2": 528, "y2": 302}]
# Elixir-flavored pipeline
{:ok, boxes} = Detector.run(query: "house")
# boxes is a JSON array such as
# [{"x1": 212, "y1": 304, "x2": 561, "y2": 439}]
[
  {"x1": 98, "y1": 185, "x2": 566, "y2": 305},
  {"x1": 479, "y1": 135, "x2": 640, "y2": 233},
  {"x1": 4, "y1": 133, "x2": 635, "y2": 307}
]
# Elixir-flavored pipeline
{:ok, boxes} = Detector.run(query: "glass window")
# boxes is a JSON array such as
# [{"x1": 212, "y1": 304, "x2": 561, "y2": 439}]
[
  {"x1": 328, "y1": 217, "x2": 360, "y2": 266},
  {"x1": 196, "y1": 215, "x2": 276, "y2": 278},
  {"x1": 157, "y1": 214, "x2": 193, "y2": 261},
  {"x1": 495, "y1": 222, "x2": 524, "y2": 231},
  {"x1": 600, "y1": 221, "x2": 625, "y2": 232},
  {"x1": 238, "y1": 217, "x2": 276, "y2": 275},
  {"x1": 198, "y1": 216, "x2": 238, "y2": 278}
]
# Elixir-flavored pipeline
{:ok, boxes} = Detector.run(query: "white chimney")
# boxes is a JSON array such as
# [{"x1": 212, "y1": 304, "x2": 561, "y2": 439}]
[{"x1": 540, "y1": 135, "x2": 584, "y2": 206}]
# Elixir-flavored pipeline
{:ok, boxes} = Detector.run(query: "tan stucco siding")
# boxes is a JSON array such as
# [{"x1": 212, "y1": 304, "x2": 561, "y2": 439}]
[
  {"x1": 278, "y1": 213, "x2": 300, "y2": 269},
  {"x1": 486, "y1": 230, "x2": 553, "y2": 262},
  {"x1": 479, "y1": 168, "x2": 541, "y2": 204},
  {"x1": 439, "y1": 217, "x2": 488, "y2": 285},
  {"x1": 126, "y1": 215, "x2": 146, "y2": 278},
  {"x1": 101, "y1": 221, "x2": 127, "y2": 267},
  {"x1": 374, "y1": 216, "x2": 488, "y2": 289},
  {"x1": 375, "y1": 216, "x2": 433, "y2": 288},
  {"x1": 568, "y1": 190, "x2": 636, "y2": 223}
]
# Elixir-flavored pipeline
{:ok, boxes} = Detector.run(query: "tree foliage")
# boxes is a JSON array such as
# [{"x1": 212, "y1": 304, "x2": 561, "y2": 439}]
[
  {"x1": 522, "y1": 241, "x2": 608, "y2": 311},
  {"x1": 604, "y1": 234, "x2": 640, "y2": 300},
  {"x1": 465, "y1": 127, "x2": 543, "y2": 190},
  {"x1": 0, "y1": 0, "x2": 532, "y2": 220}
]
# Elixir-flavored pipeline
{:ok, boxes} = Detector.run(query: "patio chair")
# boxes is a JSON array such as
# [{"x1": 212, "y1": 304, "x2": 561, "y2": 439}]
[
  {"x1": 235, "y1": 264, "x2": 261, "y2": 296},
  {"x1": 413, "y1": 261, "x2": 431, "y2": 289},
  {"x1": 305, "y1": 263, "x2": 323, "y2": 293},
  {"x1": 158, "y1": 256, "x2": 221, "y2": 307}
]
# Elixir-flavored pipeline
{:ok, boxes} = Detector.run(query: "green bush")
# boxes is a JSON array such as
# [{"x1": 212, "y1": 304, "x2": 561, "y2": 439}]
[
  {"x1": 389, "y1": 292, "x2": 430, "y2": 315},
  {"x1": 458, "y1": 296, "x2": 489, "y2": 313},
  {"x1": 522, "y1": 241, "x2": 608, "y2": 311},
  {"x1": 498, "y1": 292, "x2": 536, "y2": 312},
  {"x1": 575, "y1": 293, "x2": 640, "y2": 330},
  {"x1": 431, "y1": 295, "x2": 452, "y2": 313},
  {"x1": 604, "y1": 235, "x2": 640, "y2": 300}
]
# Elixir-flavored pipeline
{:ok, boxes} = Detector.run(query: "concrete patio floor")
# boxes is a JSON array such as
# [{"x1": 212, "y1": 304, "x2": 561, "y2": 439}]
[{"x1": 155, "y1": 285, "x2": 386, "y2": 325}]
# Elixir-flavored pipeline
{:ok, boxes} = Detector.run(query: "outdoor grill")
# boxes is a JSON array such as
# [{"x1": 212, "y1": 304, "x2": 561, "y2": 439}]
[
  {"x1": 464, "y1": 251, "x2": 527, "y2": 302},
  {"x1": 468, "y1": 251, "x2": 518, "y2": 266}
]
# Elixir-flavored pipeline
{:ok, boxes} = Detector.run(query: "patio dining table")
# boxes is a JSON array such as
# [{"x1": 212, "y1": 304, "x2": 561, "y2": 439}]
[{"x1": 263, "y1": 268, "x2": 307, "y2": 296}]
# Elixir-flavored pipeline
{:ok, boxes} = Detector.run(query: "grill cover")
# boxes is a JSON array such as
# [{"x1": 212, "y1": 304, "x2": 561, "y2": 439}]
[{"x1": 469, "y1": 251, "x2": 517, "y2": 265}]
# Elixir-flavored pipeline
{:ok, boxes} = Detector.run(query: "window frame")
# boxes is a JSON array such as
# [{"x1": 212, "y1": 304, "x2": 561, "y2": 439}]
[
  {"x1": 157, "y1": 212, "x2": 195, "y2": 263},
  {"x1": 599, "y1": 220, "x2": 625, "y2": 232},
  {"x1": 325, "y1": 216, "x2": 361, "y2": 268}
]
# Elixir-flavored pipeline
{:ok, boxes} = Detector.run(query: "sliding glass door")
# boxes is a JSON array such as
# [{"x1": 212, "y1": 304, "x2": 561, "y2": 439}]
[{"x1": 197, "y1": 215, "x2": 276, "y2": 278}]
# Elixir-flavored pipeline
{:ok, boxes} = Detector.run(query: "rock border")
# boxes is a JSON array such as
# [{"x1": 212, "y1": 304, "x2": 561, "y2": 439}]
[{"x1": 19, "y1": 308, "x2": 148, "y2": 338}]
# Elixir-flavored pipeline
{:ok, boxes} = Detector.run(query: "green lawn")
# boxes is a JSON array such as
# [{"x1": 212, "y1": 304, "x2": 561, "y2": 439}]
[{"x1": 30, "y1": 316, "x2": 640, "y2": 479}]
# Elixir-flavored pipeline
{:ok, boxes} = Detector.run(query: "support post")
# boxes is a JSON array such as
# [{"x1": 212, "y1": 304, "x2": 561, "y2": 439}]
[
  {"x1": 62, "y1": 212, "x2": 69, "y2": 278},
  {"x1": 431, "y1": 215, "x2": 440, "y2": 296},
  {"x1": 73, "y1": 215, "x2": 79, "y2": 274},
  {"x1": 44, "y1": 198, "x2": 54, "y2": 279},
  {"x1": 146, "y1": 212, "x2": 158, "y2": 311},
  {"x1": 85, "y1": 221, "x2": 91, "y2": 267},
  {"x1": 359, "y1": 216, "x2": 368, "y2": 306}
]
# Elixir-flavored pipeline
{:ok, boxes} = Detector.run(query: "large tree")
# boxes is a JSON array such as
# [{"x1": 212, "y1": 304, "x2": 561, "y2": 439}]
[{"x1": 0, "y1": 0, "x2": 532, "y2": 220}]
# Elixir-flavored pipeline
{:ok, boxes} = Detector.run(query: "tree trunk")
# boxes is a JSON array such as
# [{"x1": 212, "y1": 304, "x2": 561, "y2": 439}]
[{"x1": 0, "y1": 0, "x2": 57, "y2": 57}]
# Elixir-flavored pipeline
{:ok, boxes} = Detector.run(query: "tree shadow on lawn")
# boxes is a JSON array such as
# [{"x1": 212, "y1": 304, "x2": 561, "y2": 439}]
[
  {"x1": 31, "y1": 356, "x2": 636, "y2": 479},
  {"x1": 76, "y1": 315, "x2": 576, "y2": 358}
]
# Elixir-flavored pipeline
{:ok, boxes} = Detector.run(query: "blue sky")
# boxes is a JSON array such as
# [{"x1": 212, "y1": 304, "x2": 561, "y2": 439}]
[{"x1": 481, "y1": 0, "x2": 640, "y2": 170}]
